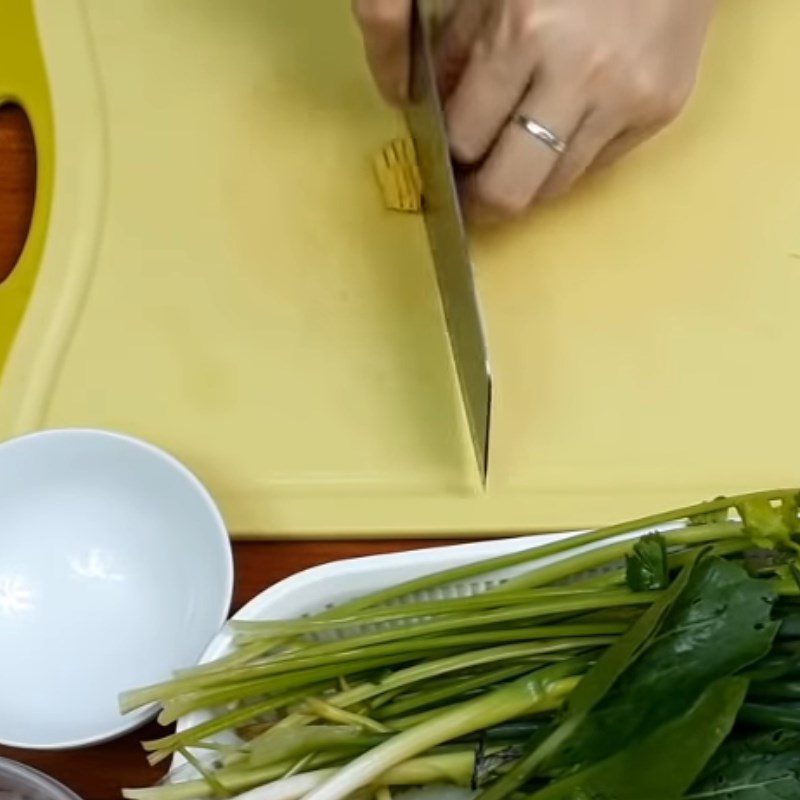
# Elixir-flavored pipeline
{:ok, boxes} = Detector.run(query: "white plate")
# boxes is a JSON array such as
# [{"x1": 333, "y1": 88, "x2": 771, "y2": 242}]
[{"x1": 0, "y1": 429, "x2": 233, "y2": 749}]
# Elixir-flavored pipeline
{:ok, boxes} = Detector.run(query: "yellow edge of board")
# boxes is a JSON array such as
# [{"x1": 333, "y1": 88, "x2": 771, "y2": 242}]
[{"x1": 0, "y1": 0, "x2": 55, "y2": 384}]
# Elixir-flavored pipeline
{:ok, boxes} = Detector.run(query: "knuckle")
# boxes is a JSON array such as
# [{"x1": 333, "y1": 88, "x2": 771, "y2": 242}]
[
  {"x1": 469, "y1": 37, "x2": 518, "y2": 88},
  {"x1": 584, "y1": 45, "x2": 616, "y2": 79},
  {"x1": 503, "y1": 0, "x2": 541, "y2": 46},
  {"x1": 353, "y1": 0, "x2": 406, "y2": 32},
  {"x1": 542, "y1": 158, "x2": 583, "y2": 199},
  {"x1": 546, "y1": 167, "x2": 576, "y2": 198},
  {"x1": 626, "y1": 69, "x2": 687, "y2": 122},
  {"x1": 450, "y1": 138, "x2": 484, "y2": 166},
  {"x1": 579, "y1": 44, "x2": 627, "y2": 93},
  {"x1": 657, "y1": 89, "x2": 690, "y2": 123},
  {"x1": 474, "y1": 177, "x2": 530, "y2": 220}
]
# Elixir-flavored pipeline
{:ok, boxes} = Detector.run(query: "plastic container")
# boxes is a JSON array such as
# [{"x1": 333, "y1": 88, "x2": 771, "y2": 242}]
[{"x1": 0, "y1": 758, "x2": 82, "y2": 800}]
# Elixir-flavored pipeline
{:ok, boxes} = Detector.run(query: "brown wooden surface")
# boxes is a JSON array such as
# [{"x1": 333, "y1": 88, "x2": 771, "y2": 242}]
[
  {"x1": 0, "y1": 104, "x2": 36, "y2": 283},
  {"x1": 0, "y1": 104, "x2": 460, "y2": 798}
]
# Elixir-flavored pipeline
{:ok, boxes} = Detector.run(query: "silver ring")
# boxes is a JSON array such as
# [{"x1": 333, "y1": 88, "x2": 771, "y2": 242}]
[{"x1": 514, "y1": 115, "x2": 568, "y2": 155}]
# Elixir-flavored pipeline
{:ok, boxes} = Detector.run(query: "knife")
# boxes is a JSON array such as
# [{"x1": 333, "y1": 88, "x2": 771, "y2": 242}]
[{"x1": 405, "y1": 0, "x2": 493, "y2": 485}]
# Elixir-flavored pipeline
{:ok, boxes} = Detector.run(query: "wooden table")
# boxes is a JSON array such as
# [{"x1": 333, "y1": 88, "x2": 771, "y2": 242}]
[{"x1": 0, "y1": 104, "x2": 458, "y2": 799}]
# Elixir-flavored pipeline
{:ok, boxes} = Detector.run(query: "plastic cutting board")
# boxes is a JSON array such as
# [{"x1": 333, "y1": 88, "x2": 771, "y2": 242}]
[{"x1": 1, "y1": 0, "x2": 799, "y2": 537}]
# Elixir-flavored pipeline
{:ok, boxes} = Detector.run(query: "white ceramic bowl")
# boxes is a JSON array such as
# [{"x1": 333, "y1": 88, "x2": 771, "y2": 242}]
[{"x1": 0, "y1": 429, "x2": 233, "y2": 749}]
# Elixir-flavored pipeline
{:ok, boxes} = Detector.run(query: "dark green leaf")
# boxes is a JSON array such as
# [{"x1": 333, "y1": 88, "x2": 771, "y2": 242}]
[
  {"x1": 528, "y1": 678, "x2": 748, "y2": 800},
  {"x1": 625, "y1": 534, "x2": 669, "y2": 592},
  {"x1": 687, "y1": 728, "x2": 800, "y2": 799},
  {"x1": 477, "y1": 555, "x2": 703, "y2": 800},
  {"x1": 545, "y1": 558, "x2": 777, "y2": 773}
]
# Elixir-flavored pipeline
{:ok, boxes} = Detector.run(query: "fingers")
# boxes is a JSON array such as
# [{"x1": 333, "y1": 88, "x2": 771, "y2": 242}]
[
  {"x1": 539, "y1": 111, "x2": 624, "y2": 199},
  {"x1": 445, "y1": 8, "x2": 541, "y2": 165},
  {"x1": 434, "y1": 0, "x2": 489, "y2": 98},
  {"x1": 464, "y1": 81, "x2": 587, "y2": 224},
  {"x1": 592, "y1": 126, "x2": 661, "y2": 171},
  {"x1": 353, "y1": 0, "x2": 413, "y2": 103}
]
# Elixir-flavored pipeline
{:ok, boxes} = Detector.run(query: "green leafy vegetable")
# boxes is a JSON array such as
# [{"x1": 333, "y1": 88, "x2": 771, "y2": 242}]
[
  {"x1": 687, "y1": 728, "x2": 800, "y2": 799},
  {"x1": 477, "y1": 549, "x2": 700, "y2": 800},
  {"x1": 625, "y1": 533, "x2": 669, "y2": 592},
  {"x1": 530, "y1": 678, "x2": 748, "y2": 800},
  {"x1": 479, "y1": 556, "x2": 778, "y2": 800},
  {"x1": 548, "y1": 557, "x2": 777, "y2": 773}
]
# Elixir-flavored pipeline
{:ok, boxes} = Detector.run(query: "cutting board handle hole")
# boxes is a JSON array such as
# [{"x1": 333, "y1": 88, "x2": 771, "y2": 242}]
[{"x1": 0, "y1": 103, "x2": 37, "y2": 285}]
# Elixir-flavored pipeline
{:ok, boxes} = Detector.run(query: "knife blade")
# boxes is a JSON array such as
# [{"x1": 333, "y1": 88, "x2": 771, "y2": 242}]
[{"x1": 405, "y1": 0, "x2": 492, "y2": 485}]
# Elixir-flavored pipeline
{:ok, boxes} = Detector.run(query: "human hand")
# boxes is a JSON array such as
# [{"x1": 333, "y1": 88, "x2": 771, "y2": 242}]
[{"x1": 353, "y1": 0, "x2": 716, "y2": 223}]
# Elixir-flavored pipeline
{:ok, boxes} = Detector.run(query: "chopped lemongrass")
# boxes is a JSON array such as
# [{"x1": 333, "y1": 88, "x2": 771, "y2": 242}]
[{"x1": 374, "y1": 138, "x2": 423, "y2": 213}]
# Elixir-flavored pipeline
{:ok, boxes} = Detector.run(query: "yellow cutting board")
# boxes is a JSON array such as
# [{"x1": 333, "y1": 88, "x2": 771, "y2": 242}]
[{"x1": 1, "y1": 0, "x2": 799, "y2": 537}]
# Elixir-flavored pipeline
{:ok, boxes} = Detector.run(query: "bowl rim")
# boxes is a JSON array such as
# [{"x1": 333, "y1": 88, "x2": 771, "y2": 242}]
[
  {"x1": 0, "y1": 428, "x2": 234, "y2": 750},
  {"x1": 0, "y1": 756, "x2": 84, "y2": 799}
]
